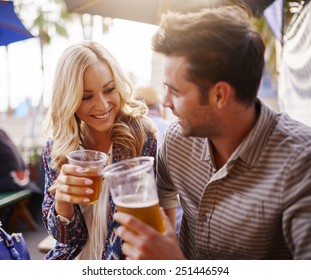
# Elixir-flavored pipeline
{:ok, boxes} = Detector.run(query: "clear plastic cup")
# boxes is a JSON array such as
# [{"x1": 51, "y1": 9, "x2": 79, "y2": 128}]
[
  {"x1": 66, "y1": 150, "x2": 108, "y2": 204},
  {"x1": 103, "y1": 156, "x2": 165, "y2": 232}
]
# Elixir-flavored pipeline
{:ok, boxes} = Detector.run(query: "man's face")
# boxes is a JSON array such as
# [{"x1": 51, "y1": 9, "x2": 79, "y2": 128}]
[{"x1": 162, "y1": 56, "x2": 219, "y2": 138}]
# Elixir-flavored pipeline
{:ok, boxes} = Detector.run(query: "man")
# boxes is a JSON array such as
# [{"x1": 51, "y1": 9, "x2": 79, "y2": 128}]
[
  {"x1": 114, "y1": 4, "x2": 311, "y2": 259},
  {"x1": 0, "y1": 129, "x2": 41, "y2": 194},
  {"x1": 0, "y1": 128, "x2": 43, "y2": 223}
]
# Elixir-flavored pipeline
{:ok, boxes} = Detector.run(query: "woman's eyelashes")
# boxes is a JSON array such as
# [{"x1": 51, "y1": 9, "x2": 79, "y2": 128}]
[
  {"x1": 82, "y1": 87, "x2": 116, "y2": 101},
  {"x1": 104, "y1": 87, "x2": 115, "y2": 94},
  {"x1": 82, "y1": 94, "x2": 92, "y2": 101}
]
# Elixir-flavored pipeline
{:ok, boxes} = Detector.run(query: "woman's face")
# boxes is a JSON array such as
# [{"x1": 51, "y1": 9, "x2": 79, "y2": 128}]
[{"x1": 75, "y1": 61, "x2": 121, "y2": 136}]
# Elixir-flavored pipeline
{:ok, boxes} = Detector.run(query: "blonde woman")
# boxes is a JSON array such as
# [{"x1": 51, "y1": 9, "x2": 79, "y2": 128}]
[{"x1": 42, "y1": 41, "x2": 157, "y2": 260}]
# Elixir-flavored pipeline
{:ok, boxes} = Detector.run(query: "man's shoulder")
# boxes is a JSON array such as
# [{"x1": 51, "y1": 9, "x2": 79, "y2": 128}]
[
  {"x1": 275, "y1": 113, "x2": 311, "y2": 146},
  {"x1": 259, "y1": 101, "x2": 311, "y2": 148}
]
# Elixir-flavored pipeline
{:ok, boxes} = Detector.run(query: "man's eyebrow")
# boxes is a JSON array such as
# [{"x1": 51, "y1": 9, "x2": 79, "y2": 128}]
[{"x1": 164, "y1": 82, "x2": 179, "y2": 92}]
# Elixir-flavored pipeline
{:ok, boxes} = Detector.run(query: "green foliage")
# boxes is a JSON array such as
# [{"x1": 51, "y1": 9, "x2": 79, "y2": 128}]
[
  {"x1": 14, "y1": 0, "x2": 73, "y2": 47},
  {"x1": 28, "y1": 145, "x2": 44, "y2": 165},
  {"x1": 252, "y1": 16, "x2": 277, "y2": 79},
  {"x1": 19, "y1": 143, "x2": 44, "y2": 165}
]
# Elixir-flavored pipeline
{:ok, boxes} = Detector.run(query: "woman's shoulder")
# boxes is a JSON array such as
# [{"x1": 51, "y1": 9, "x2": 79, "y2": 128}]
[
  {"x1": 146, "y1": 132, "x2": 157, "y2": 143},
  {"x1": 142, "y1": 133, "x2": 157, "y2": 157}
]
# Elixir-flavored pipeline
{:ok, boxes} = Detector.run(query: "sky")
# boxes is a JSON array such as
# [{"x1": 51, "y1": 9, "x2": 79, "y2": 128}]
[{"x1": 0, "y1": 5, "x2": 158, "y2": 112}]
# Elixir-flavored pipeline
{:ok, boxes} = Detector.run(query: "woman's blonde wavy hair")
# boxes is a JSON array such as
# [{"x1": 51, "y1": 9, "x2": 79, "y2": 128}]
[{"x1": 43, "y1": 40, "x2": 157, "y2": 172}]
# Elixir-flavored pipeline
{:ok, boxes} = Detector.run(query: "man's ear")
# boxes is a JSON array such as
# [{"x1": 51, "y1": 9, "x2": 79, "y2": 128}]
[{"x1": 212, "y1": 81, "x2": 234, "y2": 109}]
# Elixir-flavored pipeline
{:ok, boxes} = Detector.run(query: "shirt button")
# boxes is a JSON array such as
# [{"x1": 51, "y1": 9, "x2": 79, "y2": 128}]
[{"x1": 201, "y1": 215, "x2": 208, "y2": 222}]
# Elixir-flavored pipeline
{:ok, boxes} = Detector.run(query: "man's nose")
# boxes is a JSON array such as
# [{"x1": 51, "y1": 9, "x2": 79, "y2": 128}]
[{"x1": 162, "y1": 93, "x2": 172, "y2": 109}]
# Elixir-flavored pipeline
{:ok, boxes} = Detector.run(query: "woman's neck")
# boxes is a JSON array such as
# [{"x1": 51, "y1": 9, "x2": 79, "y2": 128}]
[{"x1": 82, "y1": 127, "x2": 112, "y2": 154}]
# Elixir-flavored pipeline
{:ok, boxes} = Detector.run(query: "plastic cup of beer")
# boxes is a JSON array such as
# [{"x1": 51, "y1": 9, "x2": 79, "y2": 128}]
[
  {"x1": 103, "y1": 156, "x2": 165, "y2": 232},
  {"x1": 66, "y1": 150, "x2": 108, "y2": 204}
]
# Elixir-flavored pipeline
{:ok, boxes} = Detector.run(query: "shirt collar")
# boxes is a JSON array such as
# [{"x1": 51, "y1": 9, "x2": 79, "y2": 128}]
[
  {"x1": 188, "y1": 99, "x2": 278, "y2": 169},
  {"x1": 229, "y1": 99, "x2": 278, "y2": 167},
  {"x1": 198, "y1": 99, "x2": 278, "y2": 166}
]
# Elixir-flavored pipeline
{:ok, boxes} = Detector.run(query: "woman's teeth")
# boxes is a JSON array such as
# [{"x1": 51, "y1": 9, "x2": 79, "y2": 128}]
[{"x1": 93, "y1": 111, "x2": 109, "y2": 119}]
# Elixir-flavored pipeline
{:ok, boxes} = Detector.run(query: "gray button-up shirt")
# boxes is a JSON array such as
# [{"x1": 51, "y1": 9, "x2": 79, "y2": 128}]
[{"x1": 157, "y1": 100, "x2": 311, "y2": 259}]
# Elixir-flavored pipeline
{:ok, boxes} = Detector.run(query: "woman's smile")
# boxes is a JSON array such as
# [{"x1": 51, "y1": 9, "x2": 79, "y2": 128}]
[{"x1": 91, "y1": 109, "x2": 112, "y2": 120}]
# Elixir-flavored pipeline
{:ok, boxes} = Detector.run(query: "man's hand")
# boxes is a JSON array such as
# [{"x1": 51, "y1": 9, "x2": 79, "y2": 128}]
[{"x1": 113, "y1": 208, "x2": 186, "y2": 260}]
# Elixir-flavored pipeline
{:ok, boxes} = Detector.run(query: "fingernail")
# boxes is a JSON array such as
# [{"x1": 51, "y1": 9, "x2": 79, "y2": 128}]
[
  {"x1": 76, "y1": 167, "x2": 83, "y2": 173},
  {"x1": 83, "y1": 198, "x2": 90, "y2": 203},
  {"x1": 85, "y1": 179, "x2": 92, "y2": 185},
  {"x1": 85, "y1": 188, "x2": 93, "y2": 194}
]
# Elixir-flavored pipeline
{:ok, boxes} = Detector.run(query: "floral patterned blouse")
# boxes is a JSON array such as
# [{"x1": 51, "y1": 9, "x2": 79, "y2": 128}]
[{"x1": 42, "y1": 134, "x2": 157, "y2": 260}]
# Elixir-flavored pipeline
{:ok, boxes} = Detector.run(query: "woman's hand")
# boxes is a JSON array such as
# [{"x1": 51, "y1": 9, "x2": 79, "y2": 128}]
[
  {"x1": 54, "y1": 164, "x2": 95, "y2": 219},
  {"x1": 113, "y1": 208, "x2": 186, "y2": 260}
]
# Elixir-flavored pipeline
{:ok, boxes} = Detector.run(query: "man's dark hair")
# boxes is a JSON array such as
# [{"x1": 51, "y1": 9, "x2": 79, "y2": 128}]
[{"x1": 152, "y1": 5, "x2": 265, "y2": 105}]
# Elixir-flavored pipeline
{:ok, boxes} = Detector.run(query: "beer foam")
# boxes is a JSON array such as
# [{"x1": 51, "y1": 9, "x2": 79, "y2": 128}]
[{"x1": 114, "y1": 194, "x2": 158, "y2": 208}]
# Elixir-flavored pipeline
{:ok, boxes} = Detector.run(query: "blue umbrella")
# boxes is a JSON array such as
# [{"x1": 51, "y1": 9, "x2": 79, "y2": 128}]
[{"x1": 0, "y1": 0, "x2": 34, "y2": 46}]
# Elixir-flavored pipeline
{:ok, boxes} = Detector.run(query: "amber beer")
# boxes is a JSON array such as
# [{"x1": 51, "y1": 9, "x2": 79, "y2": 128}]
[
  {"x1": 66, "y1": 150, "x2": 108, "y2": 204},
  {"x1": 115, "y1": 194, "x2": 165, "y2": 233},
  {"x1": 104, "y1": 157, "x2": 164, "y2": 232},
  {"x1": 83, "y1": 174, "x2": 103, "y2": 204}
]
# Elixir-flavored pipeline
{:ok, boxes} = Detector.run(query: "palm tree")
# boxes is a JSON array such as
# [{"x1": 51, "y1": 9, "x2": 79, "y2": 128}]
[
  {"x1": 14, "y1": 0, "x2": 73, "y2": 137},
  {"x1": 15, "y1": 0, "x2": 72, "y2": 103}
]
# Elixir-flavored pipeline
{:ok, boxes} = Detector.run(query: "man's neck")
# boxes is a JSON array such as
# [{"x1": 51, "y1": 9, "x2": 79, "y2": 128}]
[{"x1": 211, "y1": 103, "x2": 259, "y2": 170}]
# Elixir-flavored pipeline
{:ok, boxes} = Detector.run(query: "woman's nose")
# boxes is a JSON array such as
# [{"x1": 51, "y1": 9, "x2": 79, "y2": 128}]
[{"x1": 94, "y1": 93, "x2": 109, "y2": 108}]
